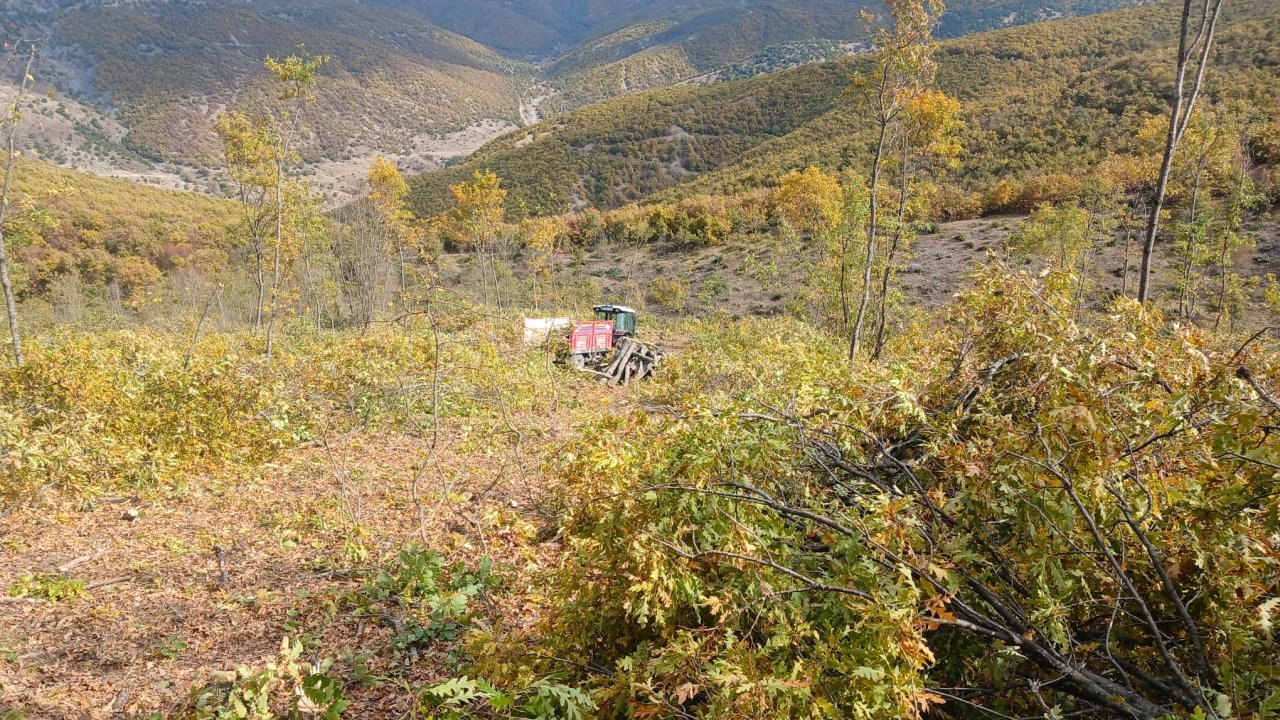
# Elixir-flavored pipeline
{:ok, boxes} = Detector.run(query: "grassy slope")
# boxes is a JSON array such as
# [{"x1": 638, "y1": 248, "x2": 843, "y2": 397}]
[{"x1": 406, "y1": 0, "x2": 1280, "y2": 218}]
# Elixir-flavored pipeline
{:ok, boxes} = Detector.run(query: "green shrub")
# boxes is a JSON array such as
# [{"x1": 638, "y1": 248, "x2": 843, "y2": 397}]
[
  {"x1": 186, "y1": 638, "x2": 346, "y2": 720},
  {"x1": 648, "y1": 276, "x2": 690, "y2": 314},
  {"x1": 0, "y1": 319, "x2": 570, "y2": 506},
  {"x1": 422, "y1": 676, "x2": 595, "y2": 720},
  {"x1": 346, "y1": 546, "x2": 500, "y2": 660},
  {"x1": 455, "y1": 266, "x2": 1280, "y2": 719},
  {"x1": 7, "y1": 573, "x2": 86, "y2": 603}
]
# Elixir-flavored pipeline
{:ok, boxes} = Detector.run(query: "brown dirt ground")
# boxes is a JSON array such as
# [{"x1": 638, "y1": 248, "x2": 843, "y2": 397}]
[
  {"x1": 0, "y1": 383, "x2": 624, "y2": 718},
  {"x1": 455, "y1": 213, "x2": 1280, "y2": 322}
]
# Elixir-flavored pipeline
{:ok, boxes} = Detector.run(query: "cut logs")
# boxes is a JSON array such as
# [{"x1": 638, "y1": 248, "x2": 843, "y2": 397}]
[{"x1": 595, "y1": 337, "x2": 664, "y2": 386}]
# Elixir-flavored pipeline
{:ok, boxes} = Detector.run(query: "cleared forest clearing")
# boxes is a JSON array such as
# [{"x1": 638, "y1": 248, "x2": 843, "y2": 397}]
[{"x1": 0, "y1": 321, "x2": 629, "y2": 717}]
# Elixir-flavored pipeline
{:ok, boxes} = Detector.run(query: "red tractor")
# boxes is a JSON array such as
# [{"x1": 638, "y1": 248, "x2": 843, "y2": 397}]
[{"x1": 566, "y1": 305, "x2": 663, "y2": 384}]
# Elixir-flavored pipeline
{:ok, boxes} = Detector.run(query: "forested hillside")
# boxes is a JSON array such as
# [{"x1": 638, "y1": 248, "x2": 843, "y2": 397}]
[
  {"x1": 407, "y1": 0, "x2": 1279, "y2": 217},
  {"x1": 537, "y1": 0, "x2": 1147, "y2": 114},
  {"x1": 0, "y1": 0, "x2": 1138, "y2": 194},
  {"x1": 401, "y1": 0, "x2": 1116, "y2": 57},
  {"x1": 1, "y1": 160, "x2": 237, "y2": 317}
]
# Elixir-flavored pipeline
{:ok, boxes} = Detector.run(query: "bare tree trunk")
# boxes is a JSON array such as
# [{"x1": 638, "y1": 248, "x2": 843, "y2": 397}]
[
  {"x1": 236, "y1": 185, "x2": 268, "y2": 331},
  {"x1": 1136, "y1": 0, "x2": 1224, "y2": 304},
  {"x1": 477, "y1": 247, "x2": 491, "y2": 307},
  {"x1": 299, "y1": 233, "x2": 324, "y2": 333},
  {"x1": 489, "y1": 250, "x2": 505, "y2": 313},
  {"x1": 1213, "y1": 233, "x2": 1230, "y2": 331},
  {"x1": 1074, "y1": 214, "x2": 1097, "y2": 313},
  {"x1": 1178, "y1": 131, "x2": 1217, "y2": 318},
  {"x1": 851, "y1": 105, "x2": 890, "y2": 360},
  {"x1": 837, "y1": 227, "x2": 851, "y2": 333},
  {"x1": 0, "y1": 44, "x2": 37, "y2": 366},
  {"x1": 1076, "y1": 249, "x2": 1093, "y2": 311},
  {"x1": 398, "y1": 241, "x2": 409, "y2": 331},
  {"x1": 252, "y1": 226, "x2": 266, "y2": 331},
  {"x1": 1177, "y1": 200, "x2": 1199, "y2": 320},
  {"x1": 873, "y1": 136, "x2": 910, "y2": 360},
  {"x1": 184, "y1": 288, "x2": 217, "y2": 371},
  {"x1": 264, "y1": 93, "x2": 310, "y2": 360},
  {"x1": 1120, "y1": 225, "x2": 1134, "y2": 297},
  {"x1": 266, "y1": 169, "x2": 284, "y2": 361},
  {"x1": 216, "y1": 285, "x2": 228, "y2": 328}
]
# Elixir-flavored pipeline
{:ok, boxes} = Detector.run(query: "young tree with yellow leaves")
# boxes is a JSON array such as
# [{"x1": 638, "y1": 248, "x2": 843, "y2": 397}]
[
  {"x1": 215, "y1": 111, "x2": 276, "y2": 331},
  {"x1": 1131, "y1": 103, "x2": 1259, "y2": 322},
  {"x1": 263, "y1": 51, "x2": 327, "y2": 358},
  {"x1": 335, "y1": 157, "x2": 423, "y2": 328},
  {"x1": 368, "y1": 157, "x2": 424, "y2": 311},
  {"x1": 847, "y1": 0, "x2": 945, "y2": 360},
  {"x1": 443, "y1": 170, "x2": 508, "y2": 310},
  {"x1": 872, "y1": 88, "x2": 962, "y2": 358},
  {"x1": 522, "y1": 216, "x2": 563, "y2": 311},
  {"x1": 216, "y1": 50, "x2": 328, "y2": 357},
  {"x1": 1005, "y1": 170, "x2": 1126, "y2": 316},
  {"x1": 1210, "y1": 163, "x2": 1262, "y2": 331},
  {"x1": 775, "y1": 166, "x2": 862, "y2": 334}
]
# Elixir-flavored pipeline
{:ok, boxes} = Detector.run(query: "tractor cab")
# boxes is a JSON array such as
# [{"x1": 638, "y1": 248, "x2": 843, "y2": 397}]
[{"x1": 593, "y1": 304, "x2": 637, "y2": 338}]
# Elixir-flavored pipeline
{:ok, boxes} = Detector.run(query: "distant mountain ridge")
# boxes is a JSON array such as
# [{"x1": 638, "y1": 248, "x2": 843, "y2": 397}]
[
  {"x1": 404, "y1": 0, "x2": 1279, "y2": 218},
  {"x1": 0, "y1": 0, "x2": 1143, "y2": 198}
]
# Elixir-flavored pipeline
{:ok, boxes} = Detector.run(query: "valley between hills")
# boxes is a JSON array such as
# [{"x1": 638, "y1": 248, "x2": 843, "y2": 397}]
[{"x1": 0, "y1": 0, "x2": 1146, "y2": 202}]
